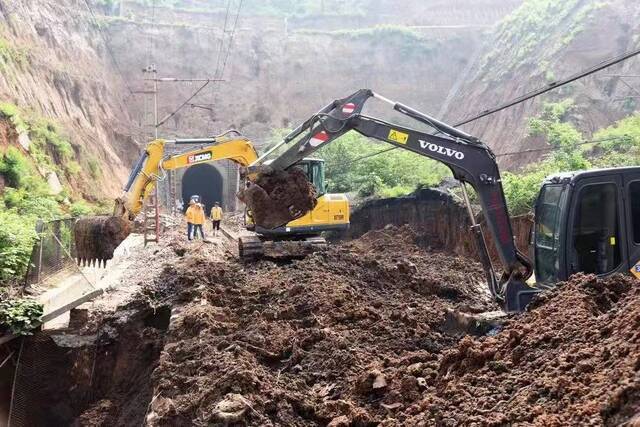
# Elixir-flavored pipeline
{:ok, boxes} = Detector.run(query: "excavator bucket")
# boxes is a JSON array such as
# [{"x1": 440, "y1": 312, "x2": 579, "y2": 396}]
[
  {"x1": 237, "y1": 167, "x2": 318, "y2": 229},
  {"x1": 74, "y1": 216, "x2": 131, "y2": 267}
]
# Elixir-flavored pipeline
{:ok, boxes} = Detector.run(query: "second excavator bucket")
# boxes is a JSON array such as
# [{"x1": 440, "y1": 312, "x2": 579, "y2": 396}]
[
  {"x1": 74, "y1": 215, "x2": 131, "y2": 267},
  {"x1": 237, "y1": 166, "x2": 318, "y2": 229}
]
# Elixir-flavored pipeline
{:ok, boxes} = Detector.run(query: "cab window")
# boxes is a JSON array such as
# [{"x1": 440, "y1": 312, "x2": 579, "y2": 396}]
[
  {"x1": 535, "y1": 185, "x2": 565, "y2": 282},
  {"x1": 311, "y1": 162, "x2": 326, "y2": 195},
  {"x1": 630, "y1": 181, "x2": 640, "y2": 244},
  {"x1": 571, "y1": 183, "x2": 620, "y2": 274}
]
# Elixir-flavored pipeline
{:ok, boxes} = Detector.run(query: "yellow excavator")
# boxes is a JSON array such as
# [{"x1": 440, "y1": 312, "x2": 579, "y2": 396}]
[{"x1": 74, "y1": 131, "x2": 349, "y2": 266}]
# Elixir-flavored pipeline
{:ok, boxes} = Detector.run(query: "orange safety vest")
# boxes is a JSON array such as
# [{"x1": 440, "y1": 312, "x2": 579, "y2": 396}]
[
  {"x1": 185, "y1": 206, "x2": 195, "y2": 223},
  {"x1": 191, "y1": 205, "x2": 206, "y2": 225},
  {"x1": 210, "y1": 206, "x2": 223, "y2": 221}
]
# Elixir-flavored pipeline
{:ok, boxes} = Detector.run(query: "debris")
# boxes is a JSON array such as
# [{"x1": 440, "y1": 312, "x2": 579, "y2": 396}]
[
  {"x1": 148, "y1": 226, "x2": 494, "y2": 424},
  {"x1": 212, "y1": 393, "x2": 250, "y2": 423},
  {"x1": 237, "y1": 167, "x2": 317, "y2": 229}
]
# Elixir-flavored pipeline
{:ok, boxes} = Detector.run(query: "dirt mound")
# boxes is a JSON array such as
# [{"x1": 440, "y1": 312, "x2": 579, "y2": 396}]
[
  {"x1": 237, "y1": 167, "x2": 317, "y2": 229},
  {"x1": 402, "y1": 273, "x2": 640, "y2": 426},
  {"x1": 146, "y1": 225, "x2": 494, "y2": 425}
]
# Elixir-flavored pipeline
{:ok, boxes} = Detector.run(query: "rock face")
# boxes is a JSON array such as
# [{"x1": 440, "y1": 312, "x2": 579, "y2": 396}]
[
  {"x1": 442, "y1": 0, "x2": 640, "y2": 168},
  {"x1": 0, "y1": 0, "x2": 139, "y2": 197},
  {"x1": 98, "y1": 0, "x2": 520, "y2": 147}
]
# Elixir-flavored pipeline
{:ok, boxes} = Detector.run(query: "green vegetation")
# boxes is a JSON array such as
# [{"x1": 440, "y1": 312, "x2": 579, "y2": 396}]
[
  {"x1": 480, "y1": 0, "x2": 608, "y2": 80},
  {"x1": 500, "y1": 100, "x2": 640, "y2": 215},
  {"x1": 0, "y1": 298, "x2": 43, "y2": 335},
  {"x1": 297, "y1": 25, "x2": 435, "y2": 55},
  {"x1": 0, "y1": 36, "x2": 29, "y2": 70},
  {"x1": 313, "y1": 133, "x2": 450, "y2": 198},
  {"x1": 0, "y1": 103, "x2": 106, "y2": 285},
  {"x1": 0, "y1": 211, "x2": 38, "y2": 282},
  {"x1": 0, "y1": 103, "x2": 80, "y2": 178}
]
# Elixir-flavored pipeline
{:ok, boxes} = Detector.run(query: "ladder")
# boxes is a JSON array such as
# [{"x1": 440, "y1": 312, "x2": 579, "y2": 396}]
[
  {"x1": 169, "y1": 170, "x2": 178, "y2": 216},
  {"x1": 144, "y1": 186, "x2": 160, "y2": 246}
]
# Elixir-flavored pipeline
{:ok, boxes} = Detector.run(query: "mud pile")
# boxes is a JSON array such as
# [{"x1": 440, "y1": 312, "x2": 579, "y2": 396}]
[
  {"x1": 404, "y1": 273, "x2": 640, "y2": 426},
  {"x1": 237, "y1": 167, "x2": 317, "y2": 229},
  {"x1": 146, "y1": 226, "x2": 494, "y2": 425}
]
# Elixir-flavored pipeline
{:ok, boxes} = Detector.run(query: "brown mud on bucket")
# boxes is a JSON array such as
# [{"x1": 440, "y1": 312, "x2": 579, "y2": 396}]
[
  {"x1": 74, "y1": 216, "x2": 131, "y2": 266},
  {"x1": 237, "y1": 167, "x2": 317, "y2": 229}
]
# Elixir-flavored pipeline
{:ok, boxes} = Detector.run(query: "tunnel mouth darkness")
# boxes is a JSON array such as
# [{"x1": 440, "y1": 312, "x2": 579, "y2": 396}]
[{"x1": 181, "y1": 163, "x2": 224, "y2": 213}]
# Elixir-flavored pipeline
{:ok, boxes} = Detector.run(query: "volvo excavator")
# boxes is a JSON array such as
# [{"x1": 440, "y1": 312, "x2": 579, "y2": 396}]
[
  {"x1": 240, "y1": 89, "x2": 640, "y2": 312},
  {"x1": 73, "y1": 131, "x2": 349, "y2": 266}
]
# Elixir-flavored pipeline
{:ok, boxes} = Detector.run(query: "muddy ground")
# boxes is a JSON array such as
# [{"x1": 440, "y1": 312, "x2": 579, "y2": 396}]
[{"x1": 65, "y1": 225, "x2": 640, "y2": 426}]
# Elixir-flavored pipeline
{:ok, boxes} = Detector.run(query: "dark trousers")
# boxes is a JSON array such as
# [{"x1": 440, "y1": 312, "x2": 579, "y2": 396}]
[
  {"x1": 212, "y1": 220, "x2": 221, "y2": 230},
  {"x1": 187, "y1": 222, "x2": 193, "y2": 240},
  {"x1": 192, "y1": 224, "x2": 205, "y2": 239}
]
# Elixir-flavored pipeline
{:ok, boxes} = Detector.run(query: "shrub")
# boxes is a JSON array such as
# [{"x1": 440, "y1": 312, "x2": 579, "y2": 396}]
[
  {"x1": 0, "y1": 298, "x2": 43, "y2": 335},
  {"x1": 0, "y1": 147, "x2": 31, "y2": 188},
  {"x1": 0, "y1": 210, "x2": 37, "y2": 281},
  {"x1": 70, "y1": 201, "x2": 93, "y2": 216},
  {"x1": 88, "y1": 158, "x2": 102, "y2": 178}
]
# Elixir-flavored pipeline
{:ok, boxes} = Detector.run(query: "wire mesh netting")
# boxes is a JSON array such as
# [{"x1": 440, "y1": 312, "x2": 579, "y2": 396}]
[{"x1": 23, "y1": 218, "x2": 80, "y2": 289}]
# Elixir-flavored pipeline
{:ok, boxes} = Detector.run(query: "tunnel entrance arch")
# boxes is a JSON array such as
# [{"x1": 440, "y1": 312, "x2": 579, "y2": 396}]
[{"x1": 181, "y1": 164, "x2": 224, "y2": 214}]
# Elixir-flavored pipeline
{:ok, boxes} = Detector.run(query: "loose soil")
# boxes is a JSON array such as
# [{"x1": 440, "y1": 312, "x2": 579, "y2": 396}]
[
  {"x1": 144, "y1": 225, "x2": 495, "y2": 425},
  {"x1": 412, "y1": 273, "x2": 640, "y2": 426},
  {"x1": 54, "y1": 225, "x2": 640, "y2": 426},
  {"x1": 237, "y1": 167, "x2": 317, "y2": 229}
]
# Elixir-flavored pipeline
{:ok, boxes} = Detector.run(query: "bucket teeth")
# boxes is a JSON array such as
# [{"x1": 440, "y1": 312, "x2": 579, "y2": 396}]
[{"x1": 73, "y1": 215, "x2": 130, "y2": 268}]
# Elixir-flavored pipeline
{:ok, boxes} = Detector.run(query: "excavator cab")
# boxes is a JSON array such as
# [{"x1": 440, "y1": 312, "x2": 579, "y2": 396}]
[{"x1": 532, "y1": 166, "x2": 640, "y2": 285}]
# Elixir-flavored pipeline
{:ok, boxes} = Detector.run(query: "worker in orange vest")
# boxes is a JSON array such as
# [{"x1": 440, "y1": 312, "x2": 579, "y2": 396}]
[
  {"x1": 191, "y1": 202, "x2": 206, "y2": 240},
  {"x1": 185, "y1": 199, "x2": 196, "y2": 240},
  {"x1": 210, "y1": 201, "x2": 223, "y2": 236}
]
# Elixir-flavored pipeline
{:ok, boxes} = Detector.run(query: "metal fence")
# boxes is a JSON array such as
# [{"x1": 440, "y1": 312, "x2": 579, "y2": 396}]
[{"x1": 23, "y1": 218, "x2": 84, "y2": 289}]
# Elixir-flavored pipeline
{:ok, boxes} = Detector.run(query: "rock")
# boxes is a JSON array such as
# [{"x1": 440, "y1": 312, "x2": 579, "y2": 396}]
[
  {"x1": 327, "y1": 415, "x2": 350, "y2": 427},
  {"x1": 407, "y1": 362, "x2": 423, "y2": 376},
  {"x1": 372, "y1": 371, "x2": 387, "y2": 390},
  {"x1": 381, "y1": 402, "x2": 402, "y2": 411},
  {"x1": 212, "y1": 393, "x2": 249, "y2": 423},
  {"x1": 46, "y1": 171, "x2": 63, "y2": 194},
  {"x1": 18, "y1": 132, "x2": 30, "y2": 150}
]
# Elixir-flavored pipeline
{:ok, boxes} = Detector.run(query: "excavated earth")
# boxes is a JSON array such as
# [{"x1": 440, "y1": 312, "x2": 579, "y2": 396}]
[
  {"x1": 237, "y1": 167, "x2": 318, "y2": 229},
  {"x1": 67, "y1": 226, "x2": 640, "y2": 426}
]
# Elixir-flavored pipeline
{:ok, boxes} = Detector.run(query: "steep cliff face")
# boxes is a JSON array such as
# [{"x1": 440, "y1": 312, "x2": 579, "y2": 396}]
[
  {"x1": 441, "y1": 0, "x2": 640, "y2": 168},
  {"x1": 98, "y1": 0, "x2": 520, "y2": 146},
  {"x1": 0, "y1": 0, "x2": 139, "y2": 198}
]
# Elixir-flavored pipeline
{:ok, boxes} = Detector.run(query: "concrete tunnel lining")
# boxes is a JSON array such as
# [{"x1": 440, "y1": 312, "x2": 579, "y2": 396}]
[{"x1": 181, "y1": 163, "x2": 224, "y2": 214}]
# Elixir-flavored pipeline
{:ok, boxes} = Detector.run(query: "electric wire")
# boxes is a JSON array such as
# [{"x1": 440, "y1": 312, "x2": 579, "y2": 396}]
[
  {"x1": 311, "y1": 45, "x2": 640, "y2": 167},
  {"x1": 328, "y1": 136, "x2": 629, "y2": 174},
  {"x1": 157, "y1": 0, "x2": 243, "y2": 128}
]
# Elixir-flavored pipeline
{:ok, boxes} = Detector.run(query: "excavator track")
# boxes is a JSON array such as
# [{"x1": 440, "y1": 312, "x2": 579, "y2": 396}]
[
  {"x1": 239, "y1": 235, "x2": 328, "y2": 260},
  {"x1": 238, "y1": 235, "x2": 264, "y2": 259}
]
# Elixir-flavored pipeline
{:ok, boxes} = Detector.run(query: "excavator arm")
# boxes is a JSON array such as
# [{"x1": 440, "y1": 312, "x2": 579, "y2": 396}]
[
  {"x1": 247, "y1": 89, "x2": 534, "y2": 310},
  {"x1": 120, "y1": 132, "x2": 258, "y2": 218},
  {"x1": 74, "y1": 131, "x2": 258, "y2": 266}
]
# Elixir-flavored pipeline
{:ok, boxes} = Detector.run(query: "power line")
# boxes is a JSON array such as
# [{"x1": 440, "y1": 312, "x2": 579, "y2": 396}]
[
  {"x1": 455, "y1": 45, "x2": 640, "y2": 127},
  {"x1": 157, "y1": 0, "x2": 243, "y2": 129},
  {"x1": 80, "y1": 0, "x2": 134, "y2": 95},
  {"x1": 320, "y1": 45, "x2": 640, "y2": 168},
  {"x1": 494, "y1": 136, "x2": 627, "y2": 157}
]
